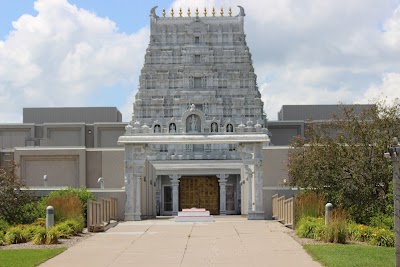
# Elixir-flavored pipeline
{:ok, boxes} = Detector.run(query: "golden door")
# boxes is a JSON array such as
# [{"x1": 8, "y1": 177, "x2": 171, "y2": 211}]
[{"x1": 180, "y1": 176, "x2": 219, "y2": 215}]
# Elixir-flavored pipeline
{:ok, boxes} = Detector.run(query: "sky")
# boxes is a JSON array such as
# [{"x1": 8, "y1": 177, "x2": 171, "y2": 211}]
[{"x1": 1, "y1": 0, "x2": 400, "y2": 122}]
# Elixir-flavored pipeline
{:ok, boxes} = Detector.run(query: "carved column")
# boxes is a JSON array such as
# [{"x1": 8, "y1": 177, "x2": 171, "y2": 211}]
[
  {"x1": 245, "y1": 166, "x2": 254, "y2": 214},
  {"x1": 124, "y1": 144, "x2": 149, "y2": 221},
  {"x1": 252, "y1": 143, "x2": 265, "y2": 219},
  {"x1": 217, "y1": 174, "x2": 228, "y2": 215},
  {"x1": 169, "y1": 174, "x2": 181, "y2": 215}
]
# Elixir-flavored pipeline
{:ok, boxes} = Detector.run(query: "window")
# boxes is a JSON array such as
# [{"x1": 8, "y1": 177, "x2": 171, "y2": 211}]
[
  {"x1": 194, "y1": 55, "x2": 201, "y2": 63},
  {"x1": 194, "y1": 36, "x2": 200, "y2": 44},
  {"x1": 194, "y1": 77, "x2": 202, "y2": 88}
]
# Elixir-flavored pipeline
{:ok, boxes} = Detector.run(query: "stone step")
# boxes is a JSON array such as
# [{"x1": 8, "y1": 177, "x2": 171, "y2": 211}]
[
  {"x1": 175, "y1": 216, "x2": 214, "y2": 222},
  {"x1": 177, "y1": 211, "x2": 210, "y2": 217}
]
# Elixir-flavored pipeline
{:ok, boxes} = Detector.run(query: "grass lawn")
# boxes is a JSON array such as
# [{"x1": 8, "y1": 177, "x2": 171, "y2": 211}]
[
  {"x1": 304, "y1": 244, "x2": 395, "y2": 267},
  {"x1": 0, "y1": 248, "x2": 66, "y2": 267}
]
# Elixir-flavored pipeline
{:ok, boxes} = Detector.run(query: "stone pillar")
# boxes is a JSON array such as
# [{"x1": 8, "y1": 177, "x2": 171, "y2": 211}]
[
  {"x1": 124, "y1": 144, "x2": 148, "y2": 221},
  {"x1": 245, "y1": 167, "x2": 254, "y2": 214},
  {"x1": 249, "y1": 143, "x2": 265, "y2": 219},
  {"x1": 134, "y1": 174, "x2": 142, "y2": 220},
  {"x1": 169, "y1": 174, "x2": 181, "y2": 216},
  {"x1": 217, "y1": 174, "x2": 228, "y2": 215}
]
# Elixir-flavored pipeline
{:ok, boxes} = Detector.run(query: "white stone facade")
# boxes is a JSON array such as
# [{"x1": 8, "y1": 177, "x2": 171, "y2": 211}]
[{"x1": 119, "y1": 6, "x2": 269, "y2": 221}]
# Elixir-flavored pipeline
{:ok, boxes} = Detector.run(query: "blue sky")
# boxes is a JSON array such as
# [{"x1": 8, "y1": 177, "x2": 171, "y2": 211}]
[{"x1": 1, "y1": 0, "x2": 400, "y2": 122}]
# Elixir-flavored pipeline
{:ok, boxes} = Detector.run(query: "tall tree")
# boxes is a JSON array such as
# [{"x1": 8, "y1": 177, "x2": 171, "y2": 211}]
[
  {"x1": 0, "y1": 164, "x2": 33, "y2": 224},
  {"x1": 288, "y1": 101, "x2": 400, "y2": 223}
]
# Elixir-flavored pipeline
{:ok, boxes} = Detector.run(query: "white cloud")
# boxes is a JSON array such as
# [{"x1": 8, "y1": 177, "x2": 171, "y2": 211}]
[
  {"x1": 0, "y1": 0, "x2": 148, "y2": 122},
  {"x1": 170, "y1": 0, "x2": 400, "y2": 119},
  {"x1": 355, "y1": 72, "x2": 400, "y2": 104}
]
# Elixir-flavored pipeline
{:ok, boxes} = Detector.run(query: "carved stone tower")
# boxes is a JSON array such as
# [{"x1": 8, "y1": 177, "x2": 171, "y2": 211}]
[{"x1": 132, "y1": 6, "x2": 265, "y2": 138}]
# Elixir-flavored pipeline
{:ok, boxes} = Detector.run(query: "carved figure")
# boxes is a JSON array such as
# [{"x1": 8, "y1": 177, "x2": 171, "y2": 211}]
[
  {"x1": 154, "y1": 125, "x2": 161, "y2": 133},
  {"x1": 190, "y1": 115, "x2": 197, "y2": 131},
  {"x1": 211, "y1": 122, "x2": 218, "y2": 132},
  {"x1": 169, "y1": 123, "x2": 176, "y2": 132},
  {"x1": 227, "y1": 124, "x2": 233, "y2": 132}
]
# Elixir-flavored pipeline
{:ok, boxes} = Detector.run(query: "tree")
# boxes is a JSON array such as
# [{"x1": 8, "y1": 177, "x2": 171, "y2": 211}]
[
  {"x1": 288, "y1": 101, "x2": 400, "y2": 223},
  {"x1": 0, "y1": 164, "x2": 34, "y2": 224}
]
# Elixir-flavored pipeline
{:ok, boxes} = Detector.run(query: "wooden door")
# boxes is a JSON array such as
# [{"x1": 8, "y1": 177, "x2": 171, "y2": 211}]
[{"x1": 180, "y1": 176, "x2": 219, "y2": 215}]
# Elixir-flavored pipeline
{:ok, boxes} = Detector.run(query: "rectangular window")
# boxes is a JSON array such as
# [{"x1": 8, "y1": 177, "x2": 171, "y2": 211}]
[
  {"x1": 194, "y1": 36, "x2": 200, "y2": 44},
  {"x1": 194, "y1": 55, "x2": 201, "y2": 63},
  {"x1": 194, "y1": 77, "x2": 202, "y2": 88}
]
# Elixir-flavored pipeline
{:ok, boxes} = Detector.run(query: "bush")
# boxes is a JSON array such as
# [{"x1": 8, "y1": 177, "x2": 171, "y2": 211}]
[
  {"x1": 22, "y1": 225, "x2": 45, "y2": 242},
  {"x1": 295, "y1": 191, "x2": 325, "y2": 224},
  {"x1": 32, "y1": 228, "x2": 47, "y2": 245},
  {"x1": 0, "y1": 219, "x2": 10, "y2": 234},
  {"x1": 46, "y1": 194, "x2": 83, "y2": 223},
  {"x1": 64, "y1": 219, "x2": 84, "y2": 234},
  {"x1": 46, "y1": 228, "x2": 59, "y2": 244},
  {"x1": 32, "y1": 218, "x2": 46, "y2": 227},
  {"x1": 369, "y1": 228, "x2": 395, "y2": 247},
  {"x1": 347, "y1": 223, "x2": 373, "y2": 242},
  {"x1": 17, "y1": 201, "x2": 47, "y2": 225},
  {"x1": 0, "y1": 164, "x2": 34, "y2": 225},
  {"x1": 42, "y1": 188, "x2": 95, "y2": 225},
  {"x1": 297, "y1": 216, "x2": 325, "y2": 239},
  {"x1": 52, "y1": 223, "x2": 74, "y2": 239},
  {"x1": 325, "y1": 215, "x2": 347, "y2": 244},
  {"x1": 4, "y1": 226, "x2": 27, "y2": 244},
  {"x1": 369, "y1": 213, "x2": 394, "y2": 231},
  {"x1": 0, "y1": 231, "x2": 4, "y2": 246}
]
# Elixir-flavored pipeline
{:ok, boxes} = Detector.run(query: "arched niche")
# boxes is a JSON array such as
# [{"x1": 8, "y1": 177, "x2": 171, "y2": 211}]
[
  {"x1": 211, "y1": 122, "x2": 218, "y2": 132},
  {"x1": 169, "y1": 123, "x2": 176, "y2": 133},
  {"x1": 181, "y1": 106, "x2": 206, "y2": 133}
]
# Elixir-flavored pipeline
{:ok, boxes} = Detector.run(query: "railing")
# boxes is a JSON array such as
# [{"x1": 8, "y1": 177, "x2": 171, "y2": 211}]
[
  {"x1": 87, "y1": 197, "x2": 118, "y2": 232},
  {"x1": 272, "y1": 194, "x2": 295, "y2": 229}
]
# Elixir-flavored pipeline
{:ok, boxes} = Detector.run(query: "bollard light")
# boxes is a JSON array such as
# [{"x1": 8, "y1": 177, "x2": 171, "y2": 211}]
[
  {"x1": 97, "y1": 177, "x2": 104, "y2": 189},
  {"x1": 43, "y1": 175, "x2": 48, "y2": 187},
  {"x1": 46, "y1": 206, "x2": 54, "y2": 230},
  {"x1": 325, "y1": 203, "x2": 333, "y2": 225}
]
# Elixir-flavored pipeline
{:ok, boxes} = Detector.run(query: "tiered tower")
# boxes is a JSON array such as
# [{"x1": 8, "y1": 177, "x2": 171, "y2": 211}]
[{"x1": 130, "y1": 6, "x2": 266, "y2": 159}]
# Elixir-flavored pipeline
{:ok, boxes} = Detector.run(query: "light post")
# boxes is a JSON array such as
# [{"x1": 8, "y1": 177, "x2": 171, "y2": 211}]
[{"x1": 385, "y1": 137, "x2": 400, "y2": 266}]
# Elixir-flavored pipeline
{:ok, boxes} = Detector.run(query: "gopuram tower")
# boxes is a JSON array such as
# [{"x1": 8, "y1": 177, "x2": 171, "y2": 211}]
[{"x1": 119, "y1": 6, "x2": 269, "y2": 221}]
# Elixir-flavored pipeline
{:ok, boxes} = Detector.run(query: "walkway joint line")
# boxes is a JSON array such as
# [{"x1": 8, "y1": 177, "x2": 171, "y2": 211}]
[{"x1": 180, "y1": 222, "x2": 194, "y2": 266}]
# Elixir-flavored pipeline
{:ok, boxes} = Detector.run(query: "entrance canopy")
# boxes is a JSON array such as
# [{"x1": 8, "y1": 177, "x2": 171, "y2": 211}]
[{"x1": 118, "y1": 132, "x2": 269, "y2": 221}]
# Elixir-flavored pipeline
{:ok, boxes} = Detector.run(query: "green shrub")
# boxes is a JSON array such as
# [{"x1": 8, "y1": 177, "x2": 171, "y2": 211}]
[
  {"x1": 297, "y1": 216, "x2": 325, "y2": 239},
  {"x1": 323, "y1": 209, "x2": 348, "y2": 244},
  {"x1": 369, "y1": 213, "x2": 394, "y2": 231},
  {"x1": 17, "y1": 201, "x2": 47, "y2": 225},
  {"x1": 32, "y1": 228, "x2": 47, "y2": 245},
  {"x1": 64, "y1": 219, "x2": 84, "y2": 234},
  {"x1": 369, "y1": 228, "x2": 395, "y2": 247},
  {"x1": 22, "y1": 225, "x2": 45, "y2": 241},
  {"x1": 32, "y1": 218, "x2": 46, "y2": 227},
  {"x1": 53, "y1": 223, "x2": 74, "y2": 239},
  {"x1": 46, "y1": 194, "x2": 83, "y2": 223},
  {"x1": 0, "y1": 218, "x2": 10, "y2": 234},
  {"x1": 4, "y1": 226, "x2": 27, "y2": 244},
  {"x1": 46, "y1": 228, "x2": 59, "y2": 244},
  {"x1": 295, "y1": 191, "x2": 325, "y2": 224},
  {"x1": 347, "y1": 223, "x2": 373, "y2": 242},
  {"x1": 0, "y1": 231, "x2": 4, "y2": 246},
  {"x1": 42, "y1": 188, "x2": 95, "y2": 225}
]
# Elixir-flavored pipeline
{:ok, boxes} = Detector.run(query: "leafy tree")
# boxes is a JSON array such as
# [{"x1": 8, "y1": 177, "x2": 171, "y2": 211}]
[
  {"x1": 0, "y1": 164, "x2": 34, "y2": 224},
  {"x1": 288, "y1": 101, "x2": 400, "y2": 224}
]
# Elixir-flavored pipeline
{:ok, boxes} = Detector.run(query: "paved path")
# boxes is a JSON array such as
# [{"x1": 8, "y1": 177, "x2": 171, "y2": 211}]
[{"x1": 40, "y1": 216, "x2": 321, "y2": 267}]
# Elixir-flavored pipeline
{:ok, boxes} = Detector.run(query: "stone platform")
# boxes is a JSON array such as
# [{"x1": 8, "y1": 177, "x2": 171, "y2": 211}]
[{"x1": 175, "y1": 208, "x2": 214, "y2": 222}]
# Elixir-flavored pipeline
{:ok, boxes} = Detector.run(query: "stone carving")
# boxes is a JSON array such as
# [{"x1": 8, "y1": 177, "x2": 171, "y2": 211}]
[
  {"x1": 190, "y1": 115, "x2": 197, "y2": 132},
  {"x1": 211, "y1": 122, "x2": 218, "y2": 132}
]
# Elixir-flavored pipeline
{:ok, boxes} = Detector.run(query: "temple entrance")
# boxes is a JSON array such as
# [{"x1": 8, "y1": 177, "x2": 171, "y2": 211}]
[{"x1": 179, "y1": 176, "x2": 219, "y2": 215}]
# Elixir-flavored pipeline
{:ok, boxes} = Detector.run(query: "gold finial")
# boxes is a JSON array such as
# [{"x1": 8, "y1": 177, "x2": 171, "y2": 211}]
[
  {"x1": 204, "y1": 7, "x2": 207, "y2": 17},
  {"x1": 162, "y1": 8, "x2": 166, "y2": 17},
  {"x1": 179, "y1": 7, "x2": 182, "y2": 17},
  {"x1": 187, "y1": 8, "x2": 191, "y2": 17},
  {"x1": 195, "y1": 7, "x2": 199, "y2": 16},
  {"x1": 212, "y1": 7, "x2": 215, "y2": 17},
  {"x1": 228, "y1": 7, "x2": 232, "y2": 17},
  {"x1": 170, "y1": 8, "x2": 174, "y2": 17},
  {"x1": 220, "y1": 7, "x2": 224, "y2": 16}
]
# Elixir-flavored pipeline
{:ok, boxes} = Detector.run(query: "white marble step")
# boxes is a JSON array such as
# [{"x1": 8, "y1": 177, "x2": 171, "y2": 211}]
[
  {"x1": 177, "y1": 211, "x2": 210, "y2": 217},
  {"x1": 175, "y1": 216, "x2": 214, "y2": 222}
]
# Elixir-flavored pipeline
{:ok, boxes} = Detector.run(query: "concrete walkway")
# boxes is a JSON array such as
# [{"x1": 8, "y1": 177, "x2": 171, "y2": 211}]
[{"x1": 40, "y1": 216, "x2": 321, "y2": 267}]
